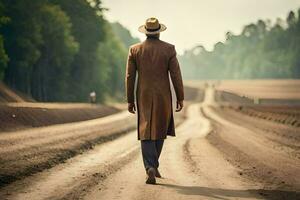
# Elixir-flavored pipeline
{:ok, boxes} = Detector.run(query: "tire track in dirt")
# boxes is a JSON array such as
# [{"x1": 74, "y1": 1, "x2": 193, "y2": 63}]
[
  {"x1": 203, "y1": 105, "x2": 300, "y2": 189},
  {"x1": 211, "y1": 106, "x2": 300, "y2": 158}
]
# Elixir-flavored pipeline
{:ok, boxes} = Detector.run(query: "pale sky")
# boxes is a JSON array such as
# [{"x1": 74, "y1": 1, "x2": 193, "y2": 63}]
[{"x1": 102, "y1": 0, "x2": 300, "y2": 54}]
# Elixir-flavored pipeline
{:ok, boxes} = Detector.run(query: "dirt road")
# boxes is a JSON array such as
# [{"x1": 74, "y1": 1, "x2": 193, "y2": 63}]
[
  {"x1": 0, "y1": 110, "x2": 136, "y2": 187},
  {"x1": 0, "y1": 86, "x2": 299, "y2": 200}
]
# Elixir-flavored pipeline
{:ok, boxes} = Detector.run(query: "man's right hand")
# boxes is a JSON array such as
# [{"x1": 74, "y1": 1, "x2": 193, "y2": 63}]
[
  {"x1": 128, "y1": 103, "x2": 136, "y2": 114},
  {"x1": 176, "y1": 100, "x2": 184, "y2": 112}
]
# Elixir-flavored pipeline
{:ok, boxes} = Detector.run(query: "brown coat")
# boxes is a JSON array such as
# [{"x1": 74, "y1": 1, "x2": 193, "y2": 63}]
[{"x1": 125, "y1": 38, "x2": 184, "y2": 140}]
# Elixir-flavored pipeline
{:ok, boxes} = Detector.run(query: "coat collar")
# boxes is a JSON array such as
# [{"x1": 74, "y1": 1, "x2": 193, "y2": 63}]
[{"x1": 146, "y1": 37, "x2": 160, "y2": 41}]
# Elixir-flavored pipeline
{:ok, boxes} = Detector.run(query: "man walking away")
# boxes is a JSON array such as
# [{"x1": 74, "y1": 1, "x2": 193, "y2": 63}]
[{"x1": 125, "y1": 17, "x2": 184, "y2": 184}]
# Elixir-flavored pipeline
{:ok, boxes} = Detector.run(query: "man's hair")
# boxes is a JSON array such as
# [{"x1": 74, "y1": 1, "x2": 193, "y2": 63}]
[{"x1": 146, "y1": 33, "x2": 160, "y2": 39}]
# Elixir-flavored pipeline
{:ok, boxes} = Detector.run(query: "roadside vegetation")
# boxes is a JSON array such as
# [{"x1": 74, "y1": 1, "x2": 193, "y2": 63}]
[
  {"x1": 0, "y1": 0, "x2": 139, "y2": 102},
  {"x1": 180, "y1": 8, "x2": 300, "y2": 79}
]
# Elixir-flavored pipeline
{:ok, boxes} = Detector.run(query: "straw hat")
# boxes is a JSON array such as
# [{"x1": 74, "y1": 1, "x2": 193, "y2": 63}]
[{"x1": 138, "y1": 17, "x2": 167, "y2": 34}]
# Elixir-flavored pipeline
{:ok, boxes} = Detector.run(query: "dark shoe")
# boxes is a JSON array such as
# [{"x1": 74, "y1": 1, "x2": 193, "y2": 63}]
[
  {"x1": 146, "y1": 167, "x2": 156, "y2": 184},
  {"x1": 155, "y1": 168, "x2": 162, "y2": 178}
]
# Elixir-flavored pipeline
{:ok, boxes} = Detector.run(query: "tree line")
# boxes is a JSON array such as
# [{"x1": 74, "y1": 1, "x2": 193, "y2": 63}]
[
  {"x1": 179, "y1": 9, "x2": 300, "y2": 80},
  {"x1": 0, "y1": 0, "x2": 139, "y2": 102}
]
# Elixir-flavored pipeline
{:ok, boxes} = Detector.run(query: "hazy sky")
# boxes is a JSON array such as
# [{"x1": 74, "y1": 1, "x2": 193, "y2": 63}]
[{"x1": 102, "y1": 0, "x2": 300, "y2": 54}]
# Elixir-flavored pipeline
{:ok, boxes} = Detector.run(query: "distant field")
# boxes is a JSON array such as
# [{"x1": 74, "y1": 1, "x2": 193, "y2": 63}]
[
  {"x1": 216, "y1": 79, "x2": 300, "y2": 100},
  {"x1": 184, "y1": 80, "x2": 207, "y2": 89}
]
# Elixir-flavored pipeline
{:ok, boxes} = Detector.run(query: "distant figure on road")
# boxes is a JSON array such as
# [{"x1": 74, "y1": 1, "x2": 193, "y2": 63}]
[
  {"x1": 89, "y1": 91, "x2": 96, "y2": 103},
  {"x1": 125, "y1": 17, "x2": 184, "y2": 184}
]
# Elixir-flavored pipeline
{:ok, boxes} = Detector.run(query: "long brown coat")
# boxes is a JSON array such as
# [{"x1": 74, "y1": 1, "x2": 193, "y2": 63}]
[{"x1": 125, "y1": 38, "x2": 184, "y2": 140}]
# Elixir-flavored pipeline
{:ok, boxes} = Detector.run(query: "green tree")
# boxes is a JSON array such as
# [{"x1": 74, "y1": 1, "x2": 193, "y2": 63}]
[
  {"x1": 51, "y1": 0, "x2": 107, "y2": 102},
  {"x1": 287, "y1": 11, "x2": 296, "y2": 27},
  {"x1": 111, "y1": 22, "x2": 140, "y2": 49},
  {"x1": 0, "y1": 1, "x2": 9, "y2": 80},
  {"x1": 98, "y1": 23, "x2": 127, "y2": 100},
  {"x1": 2, "y1": 0, "x2": 44, "y2": 94},
  {"x1": 31, "y1": 3, "x2": 79, "y2": 101}
]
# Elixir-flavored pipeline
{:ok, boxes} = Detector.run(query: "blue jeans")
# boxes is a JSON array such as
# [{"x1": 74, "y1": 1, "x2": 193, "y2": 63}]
[{"x1": 141, "y1": 139, "x2": 164, "y2": 171}]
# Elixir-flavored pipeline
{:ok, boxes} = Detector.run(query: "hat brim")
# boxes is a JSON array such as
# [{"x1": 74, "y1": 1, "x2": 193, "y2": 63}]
[{"x1": 138, "y1": 24, "x2": 167, "y2": 34}]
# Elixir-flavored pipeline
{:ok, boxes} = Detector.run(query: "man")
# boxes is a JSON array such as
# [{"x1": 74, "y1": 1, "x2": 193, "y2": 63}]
[
  {"x1": 125, "y1": 17, "x2": 184, "y2": 184},
  {"x1": 89, "y1": 91, "x2": 96, "y2": 103}
]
